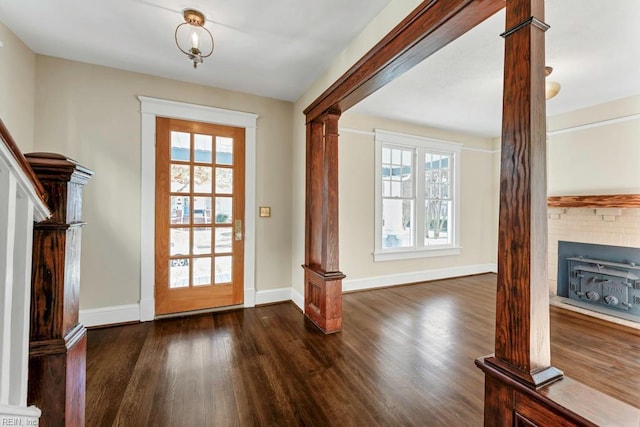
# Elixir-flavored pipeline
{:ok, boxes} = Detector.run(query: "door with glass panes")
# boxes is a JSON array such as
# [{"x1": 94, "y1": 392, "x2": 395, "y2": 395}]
[{"x1": 155, "y1": 117, "x2": 245, "y2": 315}]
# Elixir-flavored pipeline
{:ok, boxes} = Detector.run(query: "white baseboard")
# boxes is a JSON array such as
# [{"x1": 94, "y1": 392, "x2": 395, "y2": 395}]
[
  {"x1": 0, "y1": 403, "x2": 41, "y2": 425},
  {"x1": 244, "y1": 287, "x2": 256, "y2": 308},
  {"x1": 291, "y1": 288, "x2": 304, "y2": 311},
  {"x1": 139, "y1": 298, "x2": 154, "y2": 322},
  {"x1": 79, "y1": 304, "x2": 141, "y2": 328},
  {"x1": 255, "y1": 287, "x2": 293, "y2": 305},
  {"x1": 80, "y1": 265, "x2": 496, "y2": 327},
  {"x1": 343, "y1": 263, "x2": 497, "y2": 292},
  {"x1": 254, "y1": 287, "x2": 305, "y2": 311}
]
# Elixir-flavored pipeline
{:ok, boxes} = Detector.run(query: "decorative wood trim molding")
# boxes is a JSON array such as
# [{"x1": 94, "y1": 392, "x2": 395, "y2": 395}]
[{"x1": 547, "y1": 194, "x2": 640, "y2": 208}]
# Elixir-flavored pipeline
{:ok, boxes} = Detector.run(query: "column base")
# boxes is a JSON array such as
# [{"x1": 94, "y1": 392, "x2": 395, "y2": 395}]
[
  {"x1": 303, "y1": 265, "x2": 345, "y2": 334},
  {"x1": 28, "y1": 323, "x2": 86, "y2": 427},
  {"x1": 484, "y1": 355, "x2": 563, "y2": 389}
]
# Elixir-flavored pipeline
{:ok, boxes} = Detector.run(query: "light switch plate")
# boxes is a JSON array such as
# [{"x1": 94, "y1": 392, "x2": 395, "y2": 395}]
[{"x1": 259, "y1": 206, "x2": 271, "y2": 217}]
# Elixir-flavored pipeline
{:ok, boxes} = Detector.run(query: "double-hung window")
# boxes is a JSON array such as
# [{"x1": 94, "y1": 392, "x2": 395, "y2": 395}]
[{"x1": 374, "y1": 129, "x2": 461, "y2": 261}]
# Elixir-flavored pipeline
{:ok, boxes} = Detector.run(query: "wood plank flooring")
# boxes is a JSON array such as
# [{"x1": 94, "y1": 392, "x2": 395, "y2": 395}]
[{"x1": 85, "y1": 274, "x2": 639, "y2": 426}]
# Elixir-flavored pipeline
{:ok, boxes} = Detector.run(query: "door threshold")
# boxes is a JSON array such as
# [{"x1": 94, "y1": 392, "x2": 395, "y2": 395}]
[{"x1": 155, "y1": 304, "x2": 245, "y2": 320}]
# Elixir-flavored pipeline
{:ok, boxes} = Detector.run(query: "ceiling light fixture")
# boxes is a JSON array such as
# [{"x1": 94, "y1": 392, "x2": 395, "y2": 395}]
[
  {"x1": 545, "y1": 66, "x2": 561, "y2": 100},
  {"x1": 175, "y1": 9, "x2": 214, "y2": 69}
]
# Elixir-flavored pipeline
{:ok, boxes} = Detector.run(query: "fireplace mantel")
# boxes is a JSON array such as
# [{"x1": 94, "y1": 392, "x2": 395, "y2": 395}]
[{"x1": 548, "y1": 194, "x2": 640, "y2": 208}]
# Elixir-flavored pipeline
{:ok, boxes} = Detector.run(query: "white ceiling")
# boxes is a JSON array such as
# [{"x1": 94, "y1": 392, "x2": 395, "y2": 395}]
[
  {"x1": 353, "y1": 0, "x2": 640, "y2": 138},
  {"x1": 0, "y1": 0, "x2": 391, "y2": 101},
  {"x1": 0, "y1": 1, "x2": 638, "y2": 139}
]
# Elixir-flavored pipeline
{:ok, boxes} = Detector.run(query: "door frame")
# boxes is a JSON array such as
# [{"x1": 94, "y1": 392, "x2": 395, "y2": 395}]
[{"x1": 139, "y1": 96, "x2": 258, "y2": 321}]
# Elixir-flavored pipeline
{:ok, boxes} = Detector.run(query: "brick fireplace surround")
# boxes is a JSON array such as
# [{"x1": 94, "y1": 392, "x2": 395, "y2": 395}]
[{"x1": 547, "y1": 194, "x2": 640, "y2": 329}]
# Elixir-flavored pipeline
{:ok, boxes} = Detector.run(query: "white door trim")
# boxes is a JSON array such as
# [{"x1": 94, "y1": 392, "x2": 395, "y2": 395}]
[{"x1": 138, "y1": 96, "x2": 258, "y2": 321}]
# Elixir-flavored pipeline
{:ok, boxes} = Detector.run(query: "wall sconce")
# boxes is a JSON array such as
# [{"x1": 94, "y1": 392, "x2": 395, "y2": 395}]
[{"x1": 175, "y1": 9, "x2": 214, "y2": 69}]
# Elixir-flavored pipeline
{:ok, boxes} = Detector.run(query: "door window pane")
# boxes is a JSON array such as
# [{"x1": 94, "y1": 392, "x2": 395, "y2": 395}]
[
  {"x1": 215, "y1": 227, "x2": 232, "y2": 253},
  {"x1": 214, "y1": 256, "x2": 232, "y2": 284},
  {"x1": 171, "y1": 165, "x2": 190, "y2": 193},
  {"x1": 216, "y1": 168, "x2": 233, "y2": 194},
  {"x1": 382, "y1": 199, "x2": 414, "y2": 249},
  {"x1": 169, "y1": 260, "x2": 189, "y2": 288},
  {"x1": 194, "y1": 166, "x2": 212, "y2": 193},
  {"x1": 216, "y1": 137, "x2": 233, "y2": 165},
  {"x1": 193, "y1": 197, "x2": 212, "y2": 224},
  {"x1": 215, "y1": 197, "x2": 232, "y2": 224},
  {"x1": 193, "y1": 227, "x2": 211, "y2": 255},
  {"x1": 194, "y1": 134, "x2": 213, "y2": 163},
  {"x1": 170, "y1": 131, "x2": 190, "y2": 161},
  {"x1": 170, "y1": 196, "x2": 190, "y2": 224},
  {"x1": 170, "y1": 228, "x2": 190, "y2": 256},
  {"x1": 193, "y1": 257, "x2": 211, "y2": 286}
]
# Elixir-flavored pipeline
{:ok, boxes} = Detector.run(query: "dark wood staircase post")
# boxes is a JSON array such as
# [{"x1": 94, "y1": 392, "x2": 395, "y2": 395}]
[
  {"x1": 303, "y1": 111, "x2": 345, "y2": 333},
  {"x1": 25, "y1": 153, "x2": 94, "y2": 427}
]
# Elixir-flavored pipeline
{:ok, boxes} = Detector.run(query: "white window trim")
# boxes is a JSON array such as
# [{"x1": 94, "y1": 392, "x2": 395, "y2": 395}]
[
  {"x1": 374, "y1": 129, "x2": 462, "y2": 262},
  {"x1": 138, "y1": 96, "x2": 258, "y2": 321}
]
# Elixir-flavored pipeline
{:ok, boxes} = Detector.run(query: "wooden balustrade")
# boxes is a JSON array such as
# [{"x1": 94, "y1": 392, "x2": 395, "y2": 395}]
[{"x1": 0, "y1": 121, "x2": 49, "y2": 425}]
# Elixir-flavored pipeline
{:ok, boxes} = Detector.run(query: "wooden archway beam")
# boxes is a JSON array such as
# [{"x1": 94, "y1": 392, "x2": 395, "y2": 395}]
[
  {"x1": 302, "y1": 0, "x2": 640, "y2": 424},
  {"x1": 302, "y1": 0, "x2": 505, "y2": 334},
  {"x1": 304, "y1": 0, "x2": 505, "y2": 123}
]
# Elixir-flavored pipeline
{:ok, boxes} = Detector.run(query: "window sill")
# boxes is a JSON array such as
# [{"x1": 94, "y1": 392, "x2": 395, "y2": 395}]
[{"x1": 373, "y1": 246, "x2": 461, "y2": 262}]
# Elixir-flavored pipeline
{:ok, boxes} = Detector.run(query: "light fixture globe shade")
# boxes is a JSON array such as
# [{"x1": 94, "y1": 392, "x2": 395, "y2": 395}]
[
  {"x1": 545, "y1": 81, "x2": 561, "y2": 100},
  {"x1": 544, "y1": 66, "x2": 561, "y2": 100}
]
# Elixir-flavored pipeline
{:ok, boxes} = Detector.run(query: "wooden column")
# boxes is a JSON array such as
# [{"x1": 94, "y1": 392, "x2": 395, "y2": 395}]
[
  {"x1": 477, "y1": 0, "x2": 565, "y2": 424},
  {"x1": 303, "y1": 111, "x2": 345, "y2": 334},
  {"x1": 25, "y1": 153, "x2": 93, "y2": 427}
]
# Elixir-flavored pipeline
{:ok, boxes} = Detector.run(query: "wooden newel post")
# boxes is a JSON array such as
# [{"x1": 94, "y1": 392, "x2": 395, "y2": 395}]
[
  {"x1": 303, "y1": 110, "x2": 345, "y2": 333},
  {"x1": 25, "y1": 153, "x2": 94, "y2": 427}
]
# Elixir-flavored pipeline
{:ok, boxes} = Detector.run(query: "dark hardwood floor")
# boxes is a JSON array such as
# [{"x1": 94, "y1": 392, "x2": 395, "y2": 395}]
[{"x1": 86, "y1": 274, "x2": 639, "y2": 426}]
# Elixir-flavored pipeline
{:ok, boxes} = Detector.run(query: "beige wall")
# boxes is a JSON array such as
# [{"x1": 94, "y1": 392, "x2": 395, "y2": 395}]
[
  {"x1": 291, "y1": 0, "x2": 423, "y2": 294},
  {"x1": 33, "y1": 56, "x2": 294, "y2": 310},
  {"x1": 0, "y1": 22, "x2": 35, "y2": 152},
  {"x1": 547, "y1": 95, "x2": 640, "y2": 196},
  {"x1": 338, "y1": 112, "x2": 496, "y2": 280}
]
